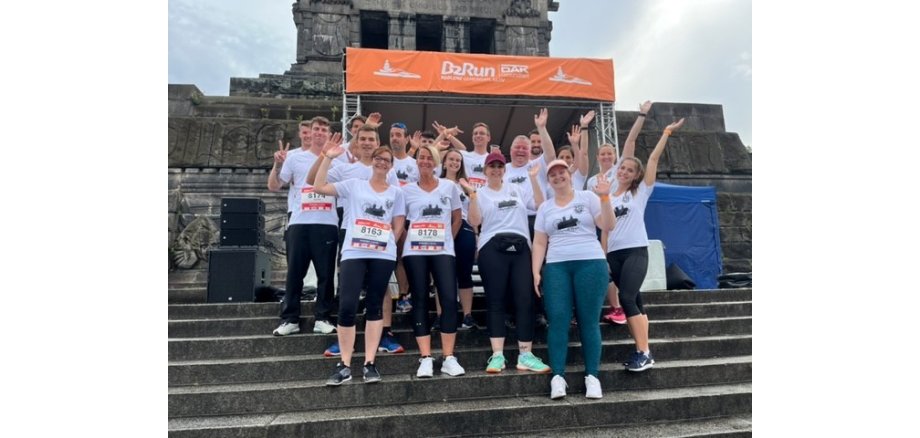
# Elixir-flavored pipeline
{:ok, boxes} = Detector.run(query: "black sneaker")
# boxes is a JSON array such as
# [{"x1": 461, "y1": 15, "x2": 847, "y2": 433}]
[
  {"x1": 363, "y1": 362, "x2": 381, "y2": 383},
  {"x1": 460, "y1": 314, "x2": 477, "y2": 330},
  {"x1": 326, "y1": 362, "x2": 351, "y2": 386}
]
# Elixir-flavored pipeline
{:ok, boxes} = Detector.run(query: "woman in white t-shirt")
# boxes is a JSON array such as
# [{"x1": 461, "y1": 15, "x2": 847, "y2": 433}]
[
  {"x1": 440, "y1": 148, "x2": 478, "y2": 330},
  {"x1": 605, "y1": 113, "x2": 685, "y2": 373},
  {"x1": 461, "y1": 151, "x2": 551, "y2": 375},
  {"x1": 532, "y1": 159, "x2": 615, "y2": 400},
  {"x1": 401, "y1": 145, "x2": 466, "y2": 378},
  {"x1": 313, "y1": 140, "x2": 407, "y2": 386}
]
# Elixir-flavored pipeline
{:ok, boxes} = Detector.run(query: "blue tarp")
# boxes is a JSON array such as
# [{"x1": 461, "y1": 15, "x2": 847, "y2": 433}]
[{"x1": 644, "y1": 183, "x2": 723, "y2": 289}]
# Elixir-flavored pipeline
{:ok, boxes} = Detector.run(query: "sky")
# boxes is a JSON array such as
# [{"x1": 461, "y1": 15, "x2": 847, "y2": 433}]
[{"x1": 168, "y1": 0, "x2": 752, "y2": 147}]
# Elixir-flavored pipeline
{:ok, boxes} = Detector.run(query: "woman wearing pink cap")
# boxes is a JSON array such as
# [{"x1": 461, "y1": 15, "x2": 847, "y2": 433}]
[{"x1": 532, "y1": 159, "x2": 615, "y2": 399}]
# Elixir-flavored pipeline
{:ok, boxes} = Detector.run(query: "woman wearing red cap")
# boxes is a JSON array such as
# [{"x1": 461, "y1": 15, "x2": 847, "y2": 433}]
[
  {"x1": 532, "y1": 159, "x2": 615, "y2": 399},
  {"x1": 460, "y1": 149, "x2": 550, "y2": 374}
]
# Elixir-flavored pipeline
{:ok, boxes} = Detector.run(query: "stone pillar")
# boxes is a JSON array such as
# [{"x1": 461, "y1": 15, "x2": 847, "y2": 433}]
[
  {"x1": 444, "y1": 16, "x2": 469, "y2": 53},
  {"x1": 389, "y1": 12, "x2": 415, "y2": 50}
]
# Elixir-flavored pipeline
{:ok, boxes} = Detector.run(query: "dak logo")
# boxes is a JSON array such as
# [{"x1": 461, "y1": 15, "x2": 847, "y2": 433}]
[
  {"x1": 440, "y1": 195, "x2": 450, "y2": 205},
  {"x1": 385, "y1": 199, "x2": 394, "y2": 210},
  {"x1": 573, "y1": 204, "x2": 585, "y2": 214}
]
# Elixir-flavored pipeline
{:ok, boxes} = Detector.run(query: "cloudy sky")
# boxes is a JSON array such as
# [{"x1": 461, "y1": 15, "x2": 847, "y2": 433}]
[{"x1": 169, "y1": 0, "x2": 751, "y2": 146}]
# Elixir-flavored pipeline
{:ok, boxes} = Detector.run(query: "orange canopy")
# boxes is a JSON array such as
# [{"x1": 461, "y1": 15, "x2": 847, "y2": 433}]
[{"x1": 345, "y1": 47, "x2": 615, "y2": 102}]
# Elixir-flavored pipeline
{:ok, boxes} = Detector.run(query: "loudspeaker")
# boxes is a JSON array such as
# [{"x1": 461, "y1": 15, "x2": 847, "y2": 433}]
[
  {"x1": 207, "y1": 248, "x2": 271, "y2": 303},
  {"x1": 220, "y1": 213, "x2": 265, "y2": 230},
  {"x1": 220, "y1": 198, "x2": 265, "y2": 214},
  {"x1": 220, "y1": 229, "x2": 265, "y2": 246}
]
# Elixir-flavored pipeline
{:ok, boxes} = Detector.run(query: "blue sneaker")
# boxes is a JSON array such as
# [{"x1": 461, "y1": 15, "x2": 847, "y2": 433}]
[
  {"x1": 626, "y1": 351, "x2": 655, "y2": 372},
  {"x1": 324, "y1": 342, "x2": 341, "y2": 357},
  {"x1": 396, "y1": 297, "x2": 412, "y2": 313},
  {"x1": 378, "y1": 333, "x2": 405, "y2": 353}
]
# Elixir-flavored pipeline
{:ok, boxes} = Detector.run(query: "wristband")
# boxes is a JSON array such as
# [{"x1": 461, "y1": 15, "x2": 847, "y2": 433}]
[
  {"x1": 600, "y1": 195, "x2": 610, "y2": 203},
  {"x1": 638, "y1": 113, "x2": 647, "y2": 117}
]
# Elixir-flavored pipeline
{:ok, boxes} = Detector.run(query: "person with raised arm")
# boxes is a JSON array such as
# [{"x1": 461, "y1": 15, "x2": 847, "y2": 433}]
[
  {"x1": 604, "y1": 101, "x2": 685, "y2": 372},
  {"x1": 461, "y1": 151, "x2": 550, "y2": 375},
  {"x1": 532, "y1": 159, "x2": 615, "y2": 399},
  {"x1": 313, "y1": 135, "x2": 407, "y2": 385}
]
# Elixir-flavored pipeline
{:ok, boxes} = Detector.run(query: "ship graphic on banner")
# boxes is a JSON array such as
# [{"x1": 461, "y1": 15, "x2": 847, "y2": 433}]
[
  {"x1": 373, "y1": 60, "x2": 421, "y2": 79},
  {"x1": 548, "y1": 67, "x2": 591, "y2": 86}
]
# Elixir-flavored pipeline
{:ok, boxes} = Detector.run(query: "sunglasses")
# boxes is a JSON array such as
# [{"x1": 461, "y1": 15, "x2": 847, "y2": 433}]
[{"x1": 391, "y1": 122, "x2": 407, "y2": 130}]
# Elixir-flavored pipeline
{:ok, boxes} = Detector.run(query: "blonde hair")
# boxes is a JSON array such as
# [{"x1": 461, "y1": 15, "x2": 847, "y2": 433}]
[{"x1": 417, "y1": 144, "x2": 442, "y2": 168}]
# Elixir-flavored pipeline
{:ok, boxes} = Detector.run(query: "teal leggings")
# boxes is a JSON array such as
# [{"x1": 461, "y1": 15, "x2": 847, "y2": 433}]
[{"x1": 541, "y1": 259, "x2": 608, "y2": 377}]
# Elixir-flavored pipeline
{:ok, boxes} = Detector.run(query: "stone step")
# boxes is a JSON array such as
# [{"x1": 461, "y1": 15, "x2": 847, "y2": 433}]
[
  {"x1": 168, "y1": 303, "x2": 751, "y2": 338},
  {"x1": 169, "y1": 335, "x2": 751, "y2": 386},
  {"x1": 168, "y1": 289, "x2": 753, "y2": 319},
  {"x1": 492, "y1": 414, "x2": 752, "y2": 437},
  {"x1": 169, "y1": 356, "x2": 750, "y2": 418},
  {"x1": 169, "y1": 316, "x2": 751, "y2": 361},
  {"x1": 167, "y1": 382, "x2": 751, "y2": 438}
]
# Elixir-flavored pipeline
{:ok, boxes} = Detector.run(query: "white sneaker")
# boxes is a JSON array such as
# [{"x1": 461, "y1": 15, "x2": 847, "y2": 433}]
[
  {"x1": 313, "y1": 319, "x2": 336, "y2": 334},
  {"x1": 550, "y1": 375, "x2": 567, "y2": 399},
  {"x1": 440, "y1": 355, "x2": 466, "y2": 377},
  {"x1": 417, "y1": 357, "x2": 434, "y2": 378},
  {"x1": 585, "y1": 375, "x2": 603, "y2": 399},
  {"x1": 272, "y1": 322, "x2": 300, "y2": 336}
]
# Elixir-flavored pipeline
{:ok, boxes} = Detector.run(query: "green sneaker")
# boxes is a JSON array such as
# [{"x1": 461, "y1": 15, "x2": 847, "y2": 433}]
[
  {"x1": 485, "y1": 353, "x2": 506, "y2": 373},
  {"x1": 516, "y1": 352, "x2": 551, "y2": 373}
]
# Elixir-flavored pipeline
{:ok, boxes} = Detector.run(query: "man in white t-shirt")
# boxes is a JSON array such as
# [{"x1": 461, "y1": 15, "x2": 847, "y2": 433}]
[
  {"x1": 459, "y1": 122, "x2": 492, "y2": 191},
  {"x1": 267, "y1": 116, "x2": 340, "y2": 337}
]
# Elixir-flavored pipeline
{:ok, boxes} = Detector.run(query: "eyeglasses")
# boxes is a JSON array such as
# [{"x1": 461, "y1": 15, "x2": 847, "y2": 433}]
[
  {"x1": 391, "y1": 122, "x2": 407, "y2": 130},
  {"x1": 373, "y1": 156, "x2": 392, "y2": 164}
]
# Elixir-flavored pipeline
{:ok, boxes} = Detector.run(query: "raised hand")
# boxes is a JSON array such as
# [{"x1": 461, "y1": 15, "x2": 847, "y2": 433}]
[
  {"x1": 567, "y1": 125, "x2": 582, "y2": 147},
  {"x1": 580, "y1": 110, "x2": 596, "y2": 127},
  {"x1": 593, "y1": 172, "x2": 612, "y2": 196},
  {"x1": 534, "y1": 108, "x2": 548, "y2": 129},
  {"x1": 409, "y1": 130, "x2": 422, "y2": 149},
  {"x1": 447, "y1": 126, "x2": 464, "y2": 137},
  {"x1": 432, "y1": 120, "x2": 447, "y2": 135},
  {"x1": 367, "y1": 112, "x2": 382, "y2": 127},
  {"x1": 528, "y1": 163, "x2": 542, "y2": 179},
  {"x1": 274, "y1": 139, "x2": 291, "y2": 165},
  {"x1": 639, "y1": 100, "x2": 652, "y2": 114},
  {"x1": 490, "y1": 145, "x2": 501, "y2": 154},
  {"x1": 322, "y1": 132, "x2": 345, "y2": 158},
  {"x1": 458, "y1": 178, "x2": 475, "y2": 193},
  {"x1": 665, "y1": 118, "x2": 685, "y2": 133}
]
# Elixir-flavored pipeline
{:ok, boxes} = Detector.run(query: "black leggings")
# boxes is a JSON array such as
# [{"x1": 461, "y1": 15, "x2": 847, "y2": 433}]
[
  {"x1": 477, "y1": 238, "x2": 535, "y2": 341},
  {"x1": 404, "y1": 255, "x2": 458, "y2": 336},
  {"x1": 337, "y1": 258, "x2": 396, "y2": 327},
  {"x1": 282, "y1": 224, "x2": 338, "y2": 323},
  {"x1": 606, "y1": 247, "x2": 648, "y2": 318},
  {"x1": 454, "y1": 220, "x2": 476, "y2": 289}
]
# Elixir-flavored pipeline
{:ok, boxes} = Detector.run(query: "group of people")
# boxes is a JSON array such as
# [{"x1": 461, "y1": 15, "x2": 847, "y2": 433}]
[{"x1": 266, "y1": 102, "x2": 685, "y2": 399}]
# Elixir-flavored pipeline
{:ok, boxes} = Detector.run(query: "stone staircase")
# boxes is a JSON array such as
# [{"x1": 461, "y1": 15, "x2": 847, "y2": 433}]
[{"x1": 168, "y1": 287, "x2": 752, "y2": 437}]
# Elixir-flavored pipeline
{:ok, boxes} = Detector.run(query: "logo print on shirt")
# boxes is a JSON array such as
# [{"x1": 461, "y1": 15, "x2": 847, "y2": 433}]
[
  {"x1": 510, "y1": 176, "x2": 527, "y2": 184},
  {"x1": 498, "y1": 199, "x2": 518, "y2": 209},
  {"x1": 397, "y1": 170, "x2": 409, "y2": 181},
  {"x1": 614, "y1": 206, "x2": 629, "y2": 218},
  {"x1": 364, "y1": 203, "x2": 386, "y2": 218},
  {"x1": 473, "y1": 164, "x2": 484, "y2": 173},
  {"x1": 440, "y1": 195, "x2": 450, "y2": 205},
  {"x1": 421, "y1": 204, "x2": 443, "y2": 217},
  {"x1": 573, "y1": 204, "x2": 585, "y2": 214},
  {"x1": 555, "y1": 215, "x2": 579, "y2": 231}
]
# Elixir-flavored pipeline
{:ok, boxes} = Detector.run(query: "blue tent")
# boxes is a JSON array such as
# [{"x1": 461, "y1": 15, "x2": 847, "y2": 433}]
[{"x1": 644, "y1": 183, "x2": 723, "y2": 289}]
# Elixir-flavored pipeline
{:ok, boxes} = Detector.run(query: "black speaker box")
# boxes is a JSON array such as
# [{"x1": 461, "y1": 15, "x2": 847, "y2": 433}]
[
  {"x1": 220, "y1": 212, "x2": 265, "y2": 230},
  {"x1": 220, "y1": 198, "x2": 265, "y2": 214},
  {"x1": 220, "y1": 229, "x2": 265, "y2": 246},
  {"x1": 207, "y1": 248, "x2": 271, "y2": 303}
]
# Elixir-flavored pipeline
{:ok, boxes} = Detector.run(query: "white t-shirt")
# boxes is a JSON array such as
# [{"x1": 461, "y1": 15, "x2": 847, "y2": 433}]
[
  {"x1": 606, "y1": 181, "x2": 653, "y2": 253},
  {"x1": 535, "y1": 191, "x2": 605, "y2": 263},
  {"x1": 327, "y1": 161, "x2": 399, "y2": 229},
  {"x1": 401, "y1": 179, "x2": 462, "y2": 257},
  {"x1": 475, "y1": 183, "x2": 534, "y2": 251},
  {"x1": 279, "y1": 149, "x2": 338, "y2": 226},
  {"x1": 333, "y1": 142, "x2": 353, "y2": 166},
  {"x1": 460, "y1": 150, "x2": 488, "y2": 190},
  {"x1": 334, "y1": 179, "x2": 406, "y2": 261},
  {"x1": 393, "y1": 155, "x2": 419, "y2": 186},
  {"x1": 278, "y1": 147, "x2": 305, "y2": 213}
]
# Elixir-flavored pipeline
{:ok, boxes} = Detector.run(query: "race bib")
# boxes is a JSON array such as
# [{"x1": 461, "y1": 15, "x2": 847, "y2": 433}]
[
  {"x1": 468, "y1": 177, "x2": 486, "y2": 190},
  {"x1": 301, "y1": 187, "x2": 333, "y2": 212},
  {"x1": 351, "y1": 219, "x2": 391, "y2": 251},
  {"x1": 409, "y1": 222, "x2": 446, "y2": 251}
]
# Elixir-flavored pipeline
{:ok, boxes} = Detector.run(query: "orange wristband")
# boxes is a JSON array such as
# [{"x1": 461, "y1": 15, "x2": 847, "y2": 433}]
[{"x1": 600, "y1": 195, "x2": 610, "y2": 203}]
